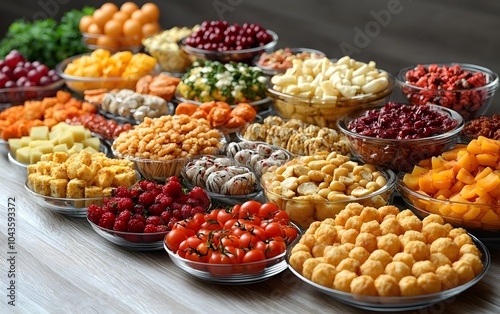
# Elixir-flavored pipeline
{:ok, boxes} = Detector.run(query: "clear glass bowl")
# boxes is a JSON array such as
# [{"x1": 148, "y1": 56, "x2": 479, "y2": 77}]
[
  {"x1": 267, "y1": 72, "x2": 394, "y2": 129},
  {"x1": 337, "y1": 104, "x2": 464, "y2": 173},
  {"x1": 94, "y1": 100, "x2": 175, "y2": 125},
  {"x1": 87, "y1": 218, "x2": 168, "y2": 251},
  {"x1": 178, "y1": 30, "x2": 278, "y2": 64},
  {"x1": 397, "y1": 172, "x2": 500, "y2": 234},
  {"x1": 253, "y1": 47, "x2": 326, "y2": 76},
  {"x1": 174, "y1": 93, "x2": 270, "y2": 108},
  {"x1": 286, "y1": 233, "x2": 490, "y2": 312},
  {"x1": 395, "y1": 63, "x2": 499, "y2": 121},
  {"x1": 55, "y1": 53, "x2": 161, "y2": 95},
  {"x1": 81, "y1": 32, "x2": 143, "y2": 53},
  {"x1": 0, "y1": 79, "x2": 65, "y2": 105}
]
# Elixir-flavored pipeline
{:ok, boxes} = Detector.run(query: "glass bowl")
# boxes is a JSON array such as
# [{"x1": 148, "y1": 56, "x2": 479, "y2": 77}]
[
  {"x1": 267, "y1": 72, "x2": 394, "y2": 129},
  {"x1": 8, "y1": 152, "x2": 28, "y2": 177},
  {"x1": 55, "y1": 53, "x2": 161, "y2": 95},
  {"x1": 261, "y1": 162, "x2": 396, "y2": 229},
  {"x1": 337, "y1": 104, "x2": 464, "y2": 173},
  {"x1": 87, "y1": 218, "x2": 168, "y2": 251},
  {"x1": 94, "y1": 99, "x2": 175, "y2": 125},
  {"x1": 395, "y1": 63, "x2": 499, "y2": 121},
  {"x1": 81, "y1": 32, "x2": 143, "y2": 53},
  {"x1": 286, "y1": 233, "x2": 490, "y2": 312},
  {"x1": 174, "y1": 93, "x2": 270, "y2": 108},
  {"x1": 253, "y1": 47, "x2": 326, "y2": 76},
  {"x1": 179, "y1": 30, "x2": 278, "y2": 64},
  {"x1": 0, "y1": 79, "x2": 65, "y2": 106},
  {"x1": 397, "y1": 172, "x2": 500, "y2": 234}
]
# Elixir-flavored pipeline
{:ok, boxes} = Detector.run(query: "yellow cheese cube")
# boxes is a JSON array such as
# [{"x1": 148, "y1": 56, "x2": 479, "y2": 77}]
[
  {"x1": 82, "y1": 137, "x2": 100, "y2": 151},
  {"x1": 82, "y1": 146, "x2": 98, "y2": 154},
  {"x1": 58, "y1": 131, "x2": 74, "y2": 149},
  {"x1": 53, "y1": 144, "x2": 69, "y2": 153},
  {"x1": 113, "y1": 172, "x2": 137, "y2": 188},
  {"x1": 51, "y1": 122, "x2": 69, "y2": 133},
  {"x1": 40, "y1": 153, "x2": 53, "y2": 162},
  {"x1": 20, "y1": 136, "x2": 31, "y2": 147},
  {"x1": 68, "y1": 125, "x2": 86, "y2": 142},
  {"x1": 30, "y1": 149, "x2": 44, "y2": 165},
  {"x1": 8, "y1": 138, "x2": 21, "y2": 158},
  {"x1": 29, "y1": 125, "x2": 49, "y2": 140},
  {"x1": 50, "y1": 179, "x2": 68, "y2": 198},
  {"x1": 68, "y1": 142, "x2": 84, "y2": 155},
  {"x1": 16, "y1": 146, "x2": 31, "y2": 164}
]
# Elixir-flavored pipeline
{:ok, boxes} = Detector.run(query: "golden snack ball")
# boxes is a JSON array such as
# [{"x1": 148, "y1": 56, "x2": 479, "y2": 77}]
[
  {"x1": 429, "y1": 252, "x2": 452, "y2": 269},
  {"x1": 289, "y1": 250, "x2": 313, "y2": 273},
  {"x1": 340, "y1": 243, "x2": 355, "y2": 253},
  {"x1": 349, "y1": 246, "x2": 370, "y2": 264},
  {"x1": 336, "y1": 257, "x2": 360, "y2": 273},
  {"x1": 404, "y1": 240, "x2": 430, "y2": 262},
  {"x1": 311, "y1": 242, "x2": 328, "y2": 258},
  {"x1": 396, "y1": 209, "x2": 415, "y2": 221},
  {"x1": 131, "y1": 9, "x2": 149, "y2": 25},
  {"x1": 430, "y1": 237, "x2": 459, "y2": 262},
  {"x1": 377, "y1": 205, "x2": 400, "y2": 221},
  {"x1": 104, "y1": 19, "x2": 123, "y2": 37},
  {"x1": 435, "y1": 264, "x2": 459, "y2": 290},
  {"x1": 411, "y1": 260, "x2": 436, "y2": 278},
  {"x1": 452, "y1": 260, "x2": 475, "y2": 285},
  {"x1": 380, "y1": 216, "x2": 403, "y2": 236},
  {"x1": 302, "y1": 257, "x2": 324, "y2": 280},
  {"x1": 299, "y1": 233, "x2": 316, "y2": 249},
  {"x1": 334, "y1": 270, "x2": 358, "y2": 293},
  {"x1": 291, "y1": 243, "x2": 310, "y2": 254},
  {"x1": 123, "y1": 19, "x2": 142, "y2": 36},
  {"x1": 368, "y1": 249, "x2": 393, "y2": 268},
  {"x1": 360, "y1": 220, "x2": 381, "y2": 237},
  {"x1": 350, "y1": 275, "x2": 378, "y2": 296},
  {"x1": 113, "y1": 11, "x2": 129, "y2": 24},
  {"x1": 340, "y1": 228, "x2": 359, "y2": 245},
  {"x1": 359, "y1": 206, "x2": 381, "y2": 223},
  {"x1": 314, "y1": 224, "x2": 338, "y2": 245},
  {"x1": 448, "y1": 227, "x2": 468, "y2": 239},
  {"x1": 141, "y1": 3, "x2": 160, "y2": 22},
  {"x1": 120, "y1": 2, "x2": 140, "y2": 16},
  {"x1": 385, "y1": 261, "x2": 411, "y2": 282},
  {"x1": 306, "y1": 221, "x2": 322, "y2": 234},
  {"x1": 79, "y1": 15, "x2": 94, "y2": 32},
  {"x1": 87, "y1": 23, "x2": 102, "y2": 35},
  {"x1": 142, "y1": 22, "x2": 160, "y2": 38},
  {"x1": 311, "y1": 263, "x2": 338, "y2": 287},
  {"x1": 422, "y1": 214, "x2": 445, "y2": 227},
  {"x1": 459, "y1": 253, "x2": 483, "y2": 276},
  {"x1": 377, "y1": 233, "x2": 401, "y2": 257},
  {"x1": 345, "y1": 216, "x2": 363, "y2": 232},
  {"x1": 92, "y1": 9, "x2": 112, "y2": 28},
  {"x1": 399, "y1": 276, "x2": 424, "y2": 296},
  {"x1": 400, "y1": 230, "x2": 426, "y2": 247},
  {"x1": 459, "y1": 244, "x2": 482, "y2": 258},
  {"x1": 101, "y1": 3, "x2": 119, "y2": 15},
  {"x1": 359, "y1": 259, "x2": 384, "y2": 280},
  {"x1": 453, "y1": 233, "x2": 473, "y2": 248},
  {"x1": 399, "y1": 215, "x2": 422, "y2": 232},
  {"x1": 323, "y1": 245, "x2": 348, "y2": 267},
  {"x1": 355, "y1": 232, "x2": 378, "y2": 253},
  {"x1": 96, "y1": 35, "x2": 119, "y2": 48},
  {"x1": 375, "y1": 274, "x2": 400, "y2": 297},
  {"x1": 422, "y1": 222, "x2": 448, "y2": 243},
  {"x1": 335, "y1": 209, "x2": 355, "y2": 227},
  {"x1": 417, "y1": 272, "x2": 442, "y2": 294}
]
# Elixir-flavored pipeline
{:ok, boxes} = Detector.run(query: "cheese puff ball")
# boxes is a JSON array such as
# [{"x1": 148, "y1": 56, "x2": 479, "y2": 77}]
[
  {"x1": 459, "y1": 244, "x2": 481, "y2": 259},
  {"x1": 430, "y1": 237, "x2": 459, "y2": 262},
  {"x1": 299, "y1": 234, "x2": 317, "y2": 249},
  {"x1": 311, "y1": 262, "x2": 338, "y2": 287},
  {"x1": 345, "y1": 216, "x2": 363, "y2": 232},
  {"x1": 393, "y1": 252, "x2": 416, "y2": 269},
  {"x1": 335, "y1": 226, "x2": 345, "y2": 240},
  {"x1": 422, "y1": 214, "x2": 445, "y2": 227},
  {"x1": 448, "y1": 227, "x2": 468, "y2": 239},
  {"x1": 359, "y1": 259, "x2": 385, "y2": 280},
  {"x1": 385, "y1": 261, "x2": 411, "y2": 282},
  {"x1": 334, "y1": 270, "x2": 358, "y2": 292},
  {"x1": 368, "y1": 249, "x2": 393, "y2": 268},
  {"x1": 411, "y1": 260, "x2": 436, "y2": 278},
  {"x1": 305, "y1": 221, "x2": 322, "y2": 234},
  {"x1": 360, "y1": 220, "x2": 381, "y2": 237},
  {"x1": 399, "y1": 276, "x2": 424, "y2": 296},
  {"x1": 422, "y1": 222, "x2": 448, "y2": 244},
  {"x1": 311, "y1": 242, "x2": 328, "y2": 258},
  {"x1": 345, "y1": 202, "x2": 364, "y2": 216},
  {"x1": 314, "y1": 224, "x2": 338, "y2": 245},
  {"x1": 399, "y1": 215, "x2": 422, "y2": 232},
  {"x1": 349, "y1": 246, "x2": 371, "y2": 264},
  {"x1": 377, "y1": 233, "x2": 401, "y2": 257},
  {"x1": 302, "y1": 257, "x2": 324, "y2": 280},
  {"x1": 452, "y1": 260, "x2": 475, "y2": 285},
  {"x1": 377, "y1": 205, "x2": 400, "y2": 221},
  {"x1": 334, "y1": 209, "x2": 355, "y2": 227},
  {"x1": 341, "y1": 228, "x2": 359, "y2": 245},
  {"x1": 382, "y1": 214, "x2": 397, "y2": 221},
  {"x1": 417, "y1": 272, "x2": 442, "y2": 294},
  {"x1": 336, "y1": 257, "x2": 361, "y2": 273},
  {"x1": 459, "y1": 253, "x2": 483, "y2": 276},
  {"x1": 430, "y1": 252, "x2": 452, "y2": 269},
  {"x1": 323, "y1": 245, "x2": 349, "y2": 267},
  {"x1": 350, "y1": 275, "x2": 378, "y2": 296},
  {"x1": 359, "y1": 206, "x2": 381, "y2": 223},
  {"x1": 291, "y1": 243, "x2": 311, "y2": 254},
  {"x1": 322, "y1": 218, "x2": 336, "y2": 226},
  {"x1": 443, "y1": 223, "x2": 453, "y2": 234},
  {"x1": 289, "y1": 250, "x2": 313, "y2": 273},
  {"x1": 375, "y1": 274, "x2": 400, "y2": 297},
  {"x1": 453, "y1": 233, "x2": 473, "y2": 249},
  {"x1": 404, "y1": 240, "x2": 430, "y2": 262},
  {"x1": 380, "y1": 217, "x2": 403, "y2": 236},
  {"x1": 353, "y1": 232, "x2": 377, "y2": 253},
  {"x1": 396, "y1": 209, "x2": 415, "y2": 222},
  {"x1": 340, "y1": 243, "x2": 355, "y2": 253},
  {"x1": 400, "y1": 230, "x2": 426, "y2": 247},
  {"x1": 435, "y1": 264, "x2": 459, "y2": 290}
]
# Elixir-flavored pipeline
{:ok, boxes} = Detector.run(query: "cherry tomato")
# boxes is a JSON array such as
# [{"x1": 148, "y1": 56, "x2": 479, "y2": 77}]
[
  {"x1": 223, "y1": 218, "x2": 239, "y2": 230},
  {"x1": 239, "y1": 232, "x2": 259, "y2": 248},
  {"x1": 283, "y1": 226, "x2": 299, "y2": 243},
  {"x1": 206, "y1": 209, "x2": 221, "y2": 221},
  {"x1": 177, "y1": 239, "x2": 189, "y2": 258},
  {"x1": 258, "y1": 202, "x2": 279, "y2": 219},
  {"x1": 266, "y1": 238, "x2": 286, "y2": 258},
  {"x1": 253, "y1": 240, "x2": 267, "y2": 252},
  {"x1": 239, "y1": 200, "x2": 262, "y2": 217},
  {"x1": 165, "y1": 229, "x2": 188, "y2": 252},
  {"x1": 216, "y1": 209, "x2": 233, "y2": 225},
  {"x1": 272, "y1": 209, "x2": 290, "y2": 225},
  {"x1": 248, "y1": 225, "x2": 267, "y2": 241},
  {"x1": 173, "y1": 220, "x2": 197, "y2": 235},
  {"x1": 185, "y1": 236, "x2": 203, "y2": 249},
  {"x1": 191, "y1": 212, "x2": 206, "y2": 228},
  {"x1": 200, "y1": 219, "x2": 223, "y2": 231},
  {"x1": 264, "y1": 222, "x2": 285, "y2": 239},
  {"x1": 220, "y1": 234, "x2": 240, "y2": 248},
  {"x1": 208, "y1": 251, "x2": 239, "y2": 276},
  {"x1": 242, "y1": 249, "x2": 266, "y2": 274},
  {"x1": 231, "y1": 204, "x2": 241, "y2": 218}
]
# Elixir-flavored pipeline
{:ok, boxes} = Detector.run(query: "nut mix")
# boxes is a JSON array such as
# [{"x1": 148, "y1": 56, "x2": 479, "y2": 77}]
[
  {"x1": 256, "y1": 47, "x2": 325, "y2": 72},
  {"x1": 289, "y1": 203, "x2": 484, "y2": 296},
  {"x1": 261, "y1": 151, "x2": 394, "y2": 228},
  {"x1": 462, "y1": 114, "x2": 500, "y2": 140}
]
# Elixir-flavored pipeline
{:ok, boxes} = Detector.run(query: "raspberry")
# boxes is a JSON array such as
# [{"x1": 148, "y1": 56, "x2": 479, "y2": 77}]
[
  {"x1": 132, "y1": 214, "x2": 146, "y2": 224},
  {"x1": 127, "y1": 219, "x2": 145, "y2": 233},
  {"x1": 181, "y1": 204, "x2": 193, "y2": 219},
  {"x1": 167, "y1": 217, "x2": 179, "y2": 230},
  {"x1": 98, "y1": 212, "x2": 116, "y2": 230},
  {"x1": 188, "y1": 186, "x2": 210, "y2": 209},
  {"x1": 112, "y1": 186, "x2": 130, "y2": 198},
  {"x1": 144, "y1": 224, "x2": 158, "y2": 233},
  {"x1": 113, "y1": 219, "x2": 127, "y2": 232},
  {"x1": 129, "y1": 188, "x2": 141, "y2": 199},
  {"x1": 172, "y1": 209, "x2": 182, "y2": 219},
  {"x1": 88, "y1": 204, "x2": 105, "y2": 224},
  {"x1": 155, "y1": 194, "x2": 174, "y2": 208},
  {"x1": 191, "y1": 206, "x2": 206, "y2": 215},
  {"x1": 160, "y1": 210, "x2": 172, "y2": 224},
  {"x1": 116, "y1": 197, "x2": 134, "y2": 212},
  {"x1": 138, "y1": 191, "x2": 156, "y2": 206},
  {"x1": 162, "y1": 180, "x2": 183, "y2": 198},
  {"x1": 137, "y1": 180, "x2": 152, "y2": 190},
  {"x1": 148, "y1": 203, "x2": 164, "y2": 216},
  {"x1": 133, "y1": 204, "x2": 145, "y2": 215},
  {"x1": 156, "y1": 225, "x2": 167, "y2": 232},
  {"x1": 146, "y1": 216, "x2": 162, "y2": 226},
  {"x1": 116, "y1": 210, "x2": 132, "y2": 223}
]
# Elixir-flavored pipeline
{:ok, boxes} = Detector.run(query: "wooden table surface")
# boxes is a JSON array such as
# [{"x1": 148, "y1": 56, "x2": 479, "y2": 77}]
[{"x1": 1, "y1": 142, "x2": 500, "y2": 314}]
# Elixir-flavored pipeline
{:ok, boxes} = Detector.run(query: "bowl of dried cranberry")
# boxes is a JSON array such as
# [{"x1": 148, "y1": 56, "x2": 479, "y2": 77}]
[
  {"x1": 337, "y1": 102, "x2": 464, "y2": 172},
  {"x1": 179, "y1": 20, "x2": 278, "y2": 64},
  {"x1": 396, "y1": 63, "x2": 499, "y2": 121},
  {"x1": 86, "y1": 178, "x2": 211, "y2": 251}
]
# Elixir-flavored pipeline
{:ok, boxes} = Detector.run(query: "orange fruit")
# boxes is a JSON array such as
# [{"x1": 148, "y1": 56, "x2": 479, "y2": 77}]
[
  {"x1": 112, "y1": 11, "x2": 129, "y2": 24},
  {"x1": 104, "y1": 19, "x2": 124, "y2": 37},
  {"x1": 87, "y1": 23, "x2": 103, "y2": 34},
  {"x1": 92, "y1": 9, "x2": 112, "y2": 28},
  {"x1": 100, "y1": 3, "x2": 119, "y2": 15},
  {"x1": 142, "y1": 22, "x2": 160, "y2": 38},
  {"x1": 120, "y1": 2, "x2": 139, "y2": 16},
  {"x1": 79, "y1": 15, "x2": 94, "y2": 32},
  {"x1": 141, "y1": 3, "x2": 160, "y2": 23},
  {"x1": 97, "y1": 35, "x2": 119, "y2": 48},
  {"x1": 122, "y1": 19, "x2": 142, "y2": 36},
  {"x1": 131, "y1": 10, "x2": 148, "y2": 25}
]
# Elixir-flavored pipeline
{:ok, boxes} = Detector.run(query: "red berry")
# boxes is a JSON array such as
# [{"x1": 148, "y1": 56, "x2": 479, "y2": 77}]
[
  {"x1": 132, "y1": 214, "x2": 146, "y2": 224},
  {"x1": 133, "y1": 204, "x2": 145, "y2": 215},
  {"x1": 113, "y1": 186, "x2": 131, "y2": 198},
  {"x1": 98, "y1": 212, "x2": 116, "y2": 230},
  {"x1": 148, "y1": 203, "x2": 164, "y2": 216},
  {"x1": 181, "y1": 204, "x2": 193, "y2": 219},
  {"x1": 155, "y1": 194, "x2": 174, "y2": 208},
  {"x1": 88, "y1": 204, "x2": 105, "y2": 224},
  {"x1": 116, "y1": 210, "x2": 132, "y2": 223},
  {"x1": 146, "y1": 216, "x2": 162, "y2": 226},
  {"x1": 127, "y1": 219, "x2": 145, "y2": 233},
  {"x1": 144, "y1": 224, "x2": 157, "y2": 233},
  {"x1": 113, "y1": 220, "x2": 127, "y2": 232},
  {"x1": 191, "y1": 206, "x2": 206, "y2": 215},
  {"x1": 138, "y1": 191, "x2": 156, "y2": 206},
  {"x1": 167, "y1": 217, "x2": 179, "y2": 230},
  {"x1": 116, "y1": 197, "x2": 134, "y2": 212},
  {"x1": 162, "y1": 180, "x2": 183, "y2": 198},
  {"x1": 172, "y1": 209, "x2": 182, "y2": 219},
  {"x1": 160, "y1": 210, "x2": 172, "y2": 224},
  {"x1": 188, "y1": 186, "x2": 210, "y2": 209}
]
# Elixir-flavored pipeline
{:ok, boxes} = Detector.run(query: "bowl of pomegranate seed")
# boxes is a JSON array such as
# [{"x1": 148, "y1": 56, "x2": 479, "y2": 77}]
[
  {"x1": 396, "y1": 63, "x2": 499, "y2": 121},
  {"x1": 337, "y1": 102, "x2": 464, "y2": 173},
  {"x1": 179, "y1": 20, "x2": 278, "y2": 64},
  {"x1": 86, "y1": 178, "x2": 211, "y2": 251}
]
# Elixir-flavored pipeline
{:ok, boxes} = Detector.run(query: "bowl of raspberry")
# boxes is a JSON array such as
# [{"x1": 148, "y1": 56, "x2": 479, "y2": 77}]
[
  {"x1": 337, "y1": 102, "x2": 464, "y2": 173},
  {"x1": 179, "y1": 20, "x2": 278, "y2": 64},
  {"x1": 86, "y1": 178, "x2": 211, "y2": 251},
  {"x1": 395, "y1": 63, "x2": 499, "y2": 121}
]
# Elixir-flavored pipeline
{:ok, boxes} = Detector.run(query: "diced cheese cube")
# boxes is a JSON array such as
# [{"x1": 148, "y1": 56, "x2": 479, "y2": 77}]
[
  {"x1": 30, "y1": 149, "x2": 44, "y2": 164},
  {"x1": 20, "y1": 136, "x2": 31, "y2": 147},
  {"x1": 53, "y1": 144, "x2": 69, "y2": 153},
  {"x1": 16, "y1": 146, "x2": 31, "y2": 164},
  {"x1": 68, "y1": 125, "x2": 86, "y2": 142},
  {"x1": 58, "y1": 131, "x2": 74, "y2": 149},
  {"x1": 68, "y1": 142, "x2": 84, "y2": 155},
  {"x1": 82, "y1": 146, "x2": 98, "y2": 154},
  {"x1": 8, "y1": 138, "x2": 22, "y2": 158},
  {"x1": 51, "y1": 122, "x2": 69, "y2": 133},
  {"x1": 29, "y1": 125, "x2": 49, "y2": 140},
  {"x1": 82, "y1": 137, "x2": 100, "y2": 151}
]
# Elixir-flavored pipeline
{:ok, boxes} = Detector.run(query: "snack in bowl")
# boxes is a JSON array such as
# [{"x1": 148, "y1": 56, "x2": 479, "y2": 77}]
[
  {"x1": 255, "y1": 47, "x2": 325, "y2": 75},
  {"x1": 396, "y1": 63, "x2": 499, "y2": 121},
  {"x1": 87, "y1": 177, "x2": 211, "y2": 250},
  {"x1": 337, "y1": 103, "x2": 464, "y2": 172},
  {"x1": 462, "y1": 114, "x2": 500, "y2": 141},
  {"x1": 268, "y1": 56, "x2": 394, "y2": 128},
  {"x1": 287, "y1": 203, "x2": 489, "y2": 310},
  {"x1": 165, "y1": 200, "x2": 299, "y2": 283},
  {"x1": 261, "y1": 151, "x2": 395, "y2": 229},
  {"x1": 112, "y1": 114, "x2": 226, "y2": 180},
  {"x1": 66, "y1": 113, "x2": 133, "y2": 142},
  {"x1": 398, "y1": 136, "x2": 500, "y2": 231}
]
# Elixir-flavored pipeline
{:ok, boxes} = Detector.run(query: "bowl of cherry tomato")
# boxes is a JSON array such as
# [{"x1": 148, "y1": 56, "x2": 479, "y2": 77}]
[{"x1": 164, "y1": 200, "x2": 300, "y2": 284}]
